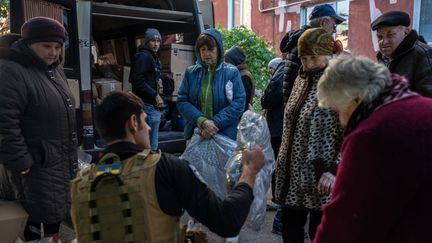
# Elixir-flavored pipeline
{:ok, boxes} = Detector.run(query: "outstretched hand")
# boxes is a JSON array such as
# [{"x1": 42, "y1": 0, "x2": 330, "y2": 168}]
[{"x1": 239, "y1": 145, "x2": 265, "y2": 188}]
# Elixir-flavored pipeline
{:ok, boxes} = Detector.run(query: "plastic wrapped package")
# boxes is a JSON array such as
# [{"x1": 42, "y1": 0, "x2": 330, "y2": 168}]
[
  {"x1": 181, "y1": 128, "x2": 237, "y2": 199},
  {"x1": 225, "y1": 110, "x2": 275, "y2": 231},
  {"x1": 77, "y1": 148, "x2": 92, "y2": 171}
]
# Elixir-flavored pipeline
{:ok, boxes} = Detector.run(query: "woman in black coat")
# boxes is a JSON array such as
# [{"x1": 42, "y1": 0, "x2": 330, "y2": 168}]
[{"x1": 0, "y1": 17, "x2": 77, "y2": 241}]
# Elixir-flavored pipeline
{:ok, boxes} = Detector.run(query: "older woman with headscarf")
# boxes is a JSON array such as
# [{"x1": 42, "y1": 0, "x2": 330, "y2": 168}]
[
  {"x1": 313, "y1": 56, "x2": 432, "y2": 243},
  {"x1": 274, "y1": 28, "x2": 343, "y2": 243}
]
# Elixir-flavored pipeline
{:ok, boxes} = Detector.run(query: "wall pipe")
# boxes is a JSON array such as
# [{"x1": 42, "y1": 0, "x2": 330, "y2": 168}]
[{"x1": 258, "y1": 0, "x2": 312, "y2": 13}]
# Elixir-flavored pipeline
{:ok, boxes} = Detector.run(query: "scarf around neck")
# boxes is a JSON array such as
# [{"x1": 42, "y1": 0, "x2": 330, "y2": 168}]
[{"x1": 344, "y1": 74, "x2": 418, "y2": 136}]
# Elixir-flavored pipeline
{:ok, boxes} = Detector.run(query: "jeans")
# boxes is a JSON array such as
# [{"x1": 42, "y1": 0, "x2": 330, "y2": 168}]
[{"x1": 144, "y1": 105, "x2": 161, "y2": 151}]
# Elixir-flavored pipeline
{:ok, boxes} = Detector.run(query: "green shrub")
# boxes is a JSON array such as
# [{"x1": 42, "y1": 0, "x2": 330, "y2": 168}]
[{"x1": 217, "y1": 25, "x2": 275, "y2": 112}]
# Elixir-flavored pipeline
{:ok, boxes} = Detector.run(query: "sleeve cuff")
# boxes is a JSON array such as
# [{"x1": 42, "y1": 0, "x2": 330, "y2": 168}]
[
  {"x1": 4, "y1": 153, "x2": 34, "y2": 173},
  {"x1": 196, "y1": 117, "x2": 207, "y2": 128}
]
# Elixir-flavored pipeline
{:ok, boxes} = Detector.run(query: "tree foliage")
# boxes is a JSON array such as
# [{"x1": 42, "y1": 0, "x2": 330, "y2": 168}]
[
  {"x1": 0, "y1": 0, "x2": 9, "y2": 35},
  {"x1": 217, "y1": 25, "x2": 275, "y2": 112},
  {"x1": 0, "y1": 0, "x2": 8, "y2": 18}
]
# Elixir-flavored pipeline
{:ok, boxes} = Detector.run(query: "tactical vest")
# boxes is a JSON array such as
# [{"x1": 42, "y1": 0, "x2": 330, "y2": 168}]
[{"x1": 70, "y1": 150, "x2": 182, "y2": 243}]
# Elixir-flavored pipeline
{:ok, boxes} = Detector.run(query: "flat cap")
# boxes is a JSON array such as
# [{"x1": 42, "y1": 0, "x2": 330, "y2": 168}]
[{"x1": 371, "y1": 11, "x2": 410, "y2": 30}]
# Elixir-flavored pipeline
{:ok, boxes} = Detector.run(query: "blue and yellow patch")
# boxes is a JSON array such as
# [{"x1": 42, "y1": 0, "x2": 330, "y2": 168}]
[{"x1": 96, "y1": 164, "x2": 122, "y2": 176}]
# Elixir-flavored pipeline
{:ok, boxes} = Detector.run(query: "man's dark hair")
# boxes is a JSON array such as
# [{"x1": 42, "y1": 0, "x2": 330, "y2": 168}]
[
  {"x1": 195, "y1": 34, "x2": 217, "y2": 50},
  {"x1": 94, "y1": 91, "x2": 144, "y2": 142}
]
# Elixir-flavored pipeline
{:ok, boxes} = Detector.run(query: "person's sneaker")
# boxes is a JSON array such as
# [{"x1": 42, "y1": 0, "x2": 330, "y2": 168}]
[
  {"x1": 266, "y1": 201, "x2": 279, "y2": 211},
  {"x1": 225, "y1": 236, "x2": 239, "y2": 243}
]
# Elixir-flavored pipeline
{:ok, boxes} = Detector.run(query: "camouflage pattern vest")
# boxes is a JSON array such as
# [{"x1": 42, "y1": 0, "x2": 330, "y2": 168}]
[{"x1": 70, "y1": 150, "x2": 182, "y2": 243}]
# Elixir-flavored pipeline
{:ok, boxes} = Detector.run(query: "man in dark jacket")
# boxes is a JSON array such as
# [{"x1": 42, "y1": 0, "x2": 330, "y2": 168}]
[
  {"x1": 280, "y1": 4, "x2": 345, "y2": 105},
  {"x1": 130, "y1": 28, "x2": 164, "y2": 151},
  {"x1": 0, "y1": 17, "x2": 77, "y2": 241},
  {"x1": 73, "y1": 91, "x2": 265, "y2": 240},
  {"x1": 371, "y1": 11, "x2": 432, "y2": 97},
  {"x1": 225, "y1": 46, "x2": 255, "y2": 112},
  {"x1": 262, "y1": 57, "x2": 285, "y2": 234}
]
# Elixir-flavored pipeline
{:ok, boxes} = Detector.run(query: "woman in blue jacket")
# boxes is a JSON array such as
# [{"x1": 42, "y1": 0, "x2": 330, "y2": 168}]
[{"x1": 177, "y1": 29, "x2": 245, "y2": 140}]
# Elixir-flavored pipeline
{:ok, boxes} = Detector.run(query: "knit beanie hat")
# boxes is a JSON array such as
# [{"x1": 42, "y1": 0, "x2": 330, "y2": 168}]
[
  {"x1": 21, "y1": 17, "x2": 68, "y2": 45},
  {"x1": 268, "y1": 57, "x2": 283, "y2": 70},
  {"x1": 298, "y1": 28, "x2": 334, "y2": 57},
  {"x1": 224, "y1": 46, "x2": 246, "y2": 66},
  {"x1": 144, "y1": 28, "x2": 161, "y2": 44}
]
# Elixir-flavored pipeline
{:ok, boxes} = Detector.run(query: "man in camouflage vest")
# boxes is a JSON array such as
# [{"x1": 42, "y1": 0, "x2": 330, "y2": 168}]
[{"x1": 71, "y1": 91, "x2": 265, "y2": 242}]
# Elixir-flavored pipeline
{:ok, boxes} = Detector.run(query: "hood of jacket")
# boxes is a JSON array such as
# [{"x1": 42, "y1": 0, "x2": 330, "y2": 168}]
[
  {"x1": 195, "y1": 28, "x2": 225, "y2": 69},
  {"x1": 280, "y1": 25, "x2": 310, "y2": 53}
]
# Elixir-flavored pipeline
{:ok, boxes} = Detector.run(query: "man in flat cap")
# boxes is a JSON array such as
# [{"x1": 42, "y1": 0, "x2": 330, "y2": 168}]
[
  {"x1": 279, "y1": 4, "x2": 345, "y2": 105},
  {"x1": 371, "y1": 11, "x2": 432, "y2": 97}
]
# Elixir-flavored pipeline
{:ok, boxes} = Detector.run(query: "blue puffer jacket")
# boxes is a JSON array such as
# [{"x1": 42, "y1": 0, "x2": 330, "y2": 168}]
[{"x1": 177, "y1": 29, "x2": 246, "y2": 140}]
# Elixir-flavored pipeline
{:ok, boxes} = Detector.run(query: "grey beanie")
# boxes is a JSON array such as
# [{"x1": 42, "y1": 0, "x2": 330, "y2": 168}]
[
  {"x1": 144, "y1": 28, "x2": 161, "y2": 44},
  {"x1": 268, "y1": 57, "x2": 283, "y2": 70}
]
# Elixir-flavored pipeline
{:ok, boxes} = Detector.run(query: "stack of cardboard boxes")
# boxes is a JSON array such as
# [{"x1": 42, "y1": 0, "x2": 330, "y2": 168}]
[
  {"x1": 92, "y1": 38, "x2": 195, "y2": 103},
  {"x1": 159, "y1": 43, "x2": 195, "y2": 100}
]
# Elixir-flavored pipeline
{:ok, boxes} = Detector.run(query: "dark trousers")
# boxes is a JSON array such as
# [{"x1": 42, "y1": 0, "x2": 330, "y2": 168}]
[
  {"x1": 281, "y1": 207, "x2": 322, "y2": 243},
  {"x1": 270, "y1": 136, "x2": 282, "y2": 199}
]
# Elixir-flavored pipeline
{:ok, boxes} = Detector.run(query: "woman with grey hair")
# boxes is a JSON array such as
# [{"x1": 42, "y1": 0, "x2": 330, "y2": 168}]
[{"x1": 313, "y1": 56, "x2": 432, "y2": 243}]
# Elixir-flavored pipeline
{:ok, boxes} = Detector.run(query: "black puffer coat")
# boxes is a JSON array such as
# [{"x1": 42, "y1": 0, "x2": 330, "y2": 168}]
[
  {"x1": 0, "y1": 36, "x2": 78, "y2": 224},
  {"x1": 279, "y1": 25, "x2": 310, "y2": 105}
]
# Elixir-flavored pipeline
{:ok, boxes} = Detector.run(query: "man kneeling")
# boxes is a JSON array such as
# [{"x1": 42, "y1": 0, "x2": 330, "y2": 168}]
[{"x1": 70, "y1": 91, "x2": 265, "y2": 242}]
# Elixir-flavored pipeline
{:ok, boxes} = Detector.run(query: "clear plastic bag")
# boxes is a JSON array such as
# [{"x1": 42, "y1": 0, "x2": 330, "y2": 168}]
[
  {"x1": 77, "y1": 148, "x2": 92, "y2": 171},
  {"x1": 225, "y1": 110, "x2": 275, "y2": 231},
  {"x1": 181, "y1": 128, "x2": 237, "y2": 199}
]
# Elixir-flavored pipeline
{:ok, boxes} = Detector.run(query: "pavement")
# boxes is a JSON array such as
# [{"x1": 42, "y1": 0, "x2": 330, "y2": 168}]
[
  {"x1": 60, "y1": 210, "x2": 285, "y2": 243},
  {"x1": 187, "y1": 210, "x2": 283, "y2": 243}
]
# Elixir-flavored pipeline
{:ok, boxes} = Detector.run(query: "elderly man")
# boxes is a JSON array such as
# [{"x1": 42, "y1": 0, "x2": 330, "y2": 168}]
[
  {"x1": 280, "y1": 4, "x2": 345, "y2": 105},
  {"x1": 371, "y1": 10, "x2": 432, "y2": 97}
]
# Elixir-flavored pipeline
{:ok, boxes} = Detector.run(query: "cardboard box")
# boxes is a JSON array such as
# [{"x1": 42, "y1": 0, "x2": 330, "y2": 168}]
[
  {"x1": 172, "y1": 72, "x2": 184, "y2": 96},
  {"x1": 122, "y1": 66, "x2": 132, "y2": 92},
  {"x1": 93, "y1": 79, "x2": 122, "y2": 99},
  {"x1": 0, "y1": 200, "x2": 28, "y2": 243},
  {"x1": 159, "y1": 43, "x2": 195, "y2": 73}
]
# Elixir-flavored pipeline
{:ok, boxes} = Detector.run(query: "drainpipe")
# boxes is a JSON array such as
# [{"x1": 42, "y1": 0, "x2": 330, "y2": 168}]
[
  {"x1": 240, "y1": 0, "x2": 244, "y2": 25},
  {"x1": 258, "y1": 0, "x2": 312, "y2": 13},
  {"x1": 228, "y1": 0, "x2": 235, "y2": 29}
]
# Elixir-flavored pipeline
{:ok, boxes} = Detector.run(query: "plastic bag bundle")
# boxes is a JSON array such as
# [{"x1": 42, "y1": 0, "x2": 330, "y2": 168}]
[
  {"x1": 181, "y1": 128, "x2": 237, "y2": 199},
  {"x1": 77, "y1": 148, "x2": 92, "y2": 171},
  {"x1": 225, "y1": 110, "x2": 275, "y2": 231}
]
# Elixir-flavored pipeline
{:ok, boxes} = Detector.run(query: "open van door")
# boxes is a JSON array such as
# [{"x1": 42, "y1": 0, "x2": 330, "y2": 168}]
[{"x1": 198, "y1": 0, "x2": 215, "y2": 29}]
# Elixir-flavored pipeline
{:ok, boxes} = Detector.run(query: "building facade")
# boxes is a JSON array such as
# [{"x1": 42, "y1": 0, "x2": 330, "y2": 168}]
[{"x1": 214, "y1": 0, "x2": 431, "y2": 58}]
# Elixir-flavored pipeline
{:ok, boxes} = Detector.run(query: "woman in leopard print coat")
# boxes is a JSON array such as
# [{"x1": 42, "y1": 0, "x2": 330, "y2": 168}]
[{"x1": 274, "y1": 28, "x2": 343, "y2": 243}]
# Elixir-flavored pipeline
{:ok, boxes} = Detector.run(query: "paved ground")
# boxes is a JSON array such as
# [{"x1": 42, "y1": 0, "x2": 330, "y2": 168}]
[
  {"x1": 185, "y1": 210, "x2": 283, "y2": 243},
  {"x1": 60, "y1": 210, "x2": 285, "y2": 243}
]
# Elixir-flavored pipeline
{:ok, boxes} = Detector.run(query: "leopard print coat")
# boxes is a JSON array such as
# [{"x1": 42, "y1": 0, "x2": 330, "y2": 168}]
[{"x1": 275, "y1": 68, "x2": 342, "y2": 210}]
